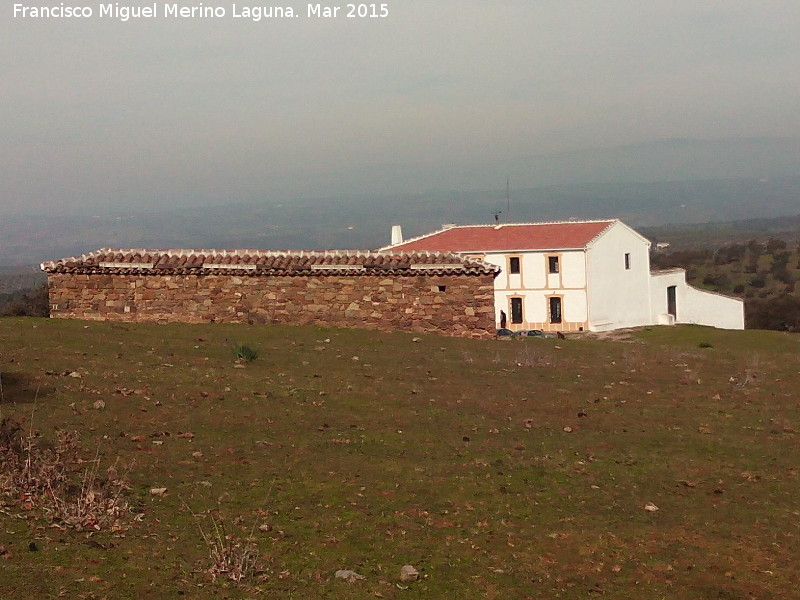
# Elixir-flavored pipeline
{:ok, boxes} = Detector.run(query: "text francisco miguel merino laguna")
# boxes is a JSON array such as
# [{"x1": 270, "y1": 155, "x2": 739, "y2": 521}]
[{"x1": 13, "y1": 3, "x2": 390, "y2": 20}]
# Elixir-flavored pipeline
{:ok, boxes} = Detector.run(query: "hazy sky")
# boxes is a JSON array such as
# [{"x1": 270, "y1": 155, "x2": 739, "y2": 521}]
[{"x1": 2, "y1": 0, "x2": 799, "y2": 215}]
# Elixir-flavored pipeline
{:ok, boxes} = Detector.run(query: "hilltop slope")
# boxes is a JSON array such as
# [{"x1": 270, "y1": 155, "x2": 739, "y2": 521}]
[{"x1": 0, "y1": 319, "x2": 798, "y2": 598}]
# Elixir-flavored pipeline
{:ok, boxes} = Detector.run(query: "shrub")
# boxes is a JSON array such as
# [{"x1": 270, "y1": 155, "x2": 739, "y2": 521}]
[
  {"x1": 234, "y1": 344, "x2": 258, "y2": 363},
  {"x1": 195, "y1": 508, "x2": 260, "y2": 582},
  {"x1": 702, "y1": 273, "x2": 730, "y2": 289},
  {"x1": 775, "y1": 269, "x2": 794, "y2": 285},
  {"x1": 0, "y1": 418, "x2": 132, "y2": 531},
  {"x1": 715, "y1": 243, "x2": 746, "y2": 265}
]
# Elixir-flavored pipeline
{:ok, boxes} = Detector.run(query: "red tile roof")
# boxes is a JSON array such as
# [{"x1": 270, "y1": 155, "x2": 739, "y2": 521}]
[
  {"x1": 384, "y1": 220, "x2": 617, "y2": 253},
  {"x1": 41, "y1": 248, "x2": 499, "y2": 277}
]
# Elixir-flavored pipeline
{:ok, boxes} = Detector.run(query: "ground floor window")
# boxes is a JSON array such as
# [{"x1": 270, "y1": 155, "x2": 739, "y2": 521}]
[
  {"x1": 510, "y1": 297, "x2": 523, "y2": 324},
  {"x1": 549, "y1": 296, "x2": 562, "y2": 323}
]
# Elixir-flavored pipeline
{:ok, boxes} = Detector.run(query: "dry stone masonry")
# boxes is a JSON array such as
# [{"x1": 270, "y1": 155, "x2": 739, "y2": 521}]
[{"x1": 42, "y1": 249, "x2": 499, "y2": 338}]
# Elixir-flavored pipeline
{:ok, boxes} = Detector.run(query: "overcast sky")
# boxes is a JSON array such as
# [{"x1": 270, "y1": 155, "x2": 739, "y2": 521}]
[{"x1": 2, "y1": 0, "x2": 799, "y2": 216}]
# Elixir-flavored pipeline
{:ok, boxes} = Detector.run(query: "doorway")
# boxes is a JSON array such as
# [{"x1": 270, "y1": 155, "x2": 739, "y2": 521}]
[
  {"x1": 510, "y1": 297, "x2": 523, "y2": 324},
  {"x1": 549, "y1": 297, "x2": 562, "y2": 324},
  {"x1": 667, "y1": 286, "x2": 677, "y2": 318}
]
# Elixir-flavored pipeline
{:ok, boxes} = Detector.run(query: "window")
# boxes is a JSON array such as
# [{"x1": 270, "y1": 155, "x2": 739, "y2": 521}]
[
  {"x1": 548, "y1": 256, "x2": 559, "y2": 274},
  {"x1": 624, "y1": 253, "x2": 631, "y2": 270},
  {"x1": 437, "y1": 285, "x2": 447, "y2": 292},
  {"x1": 510, "y1": 297, "x2": 523, "y2": 324},
  {"x1": 549, "y1": 297, "x2": 562, "y2": 323},
  {"x1": 509, "y1": 256, "x2": 520, "y2": 274}
]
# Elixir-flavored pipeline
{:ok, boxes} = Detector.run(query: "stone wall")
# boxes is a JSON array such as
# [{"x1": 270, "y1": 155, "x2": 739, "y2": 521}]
[{"x1": 47, "y1": 272, "x2": 497, "y2": 338}]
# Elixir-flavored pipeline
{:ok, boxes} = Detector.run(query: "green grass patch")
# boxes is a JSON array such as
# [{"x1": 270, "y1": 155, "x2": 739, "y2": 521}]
[
  {"x1": 0, "y1": 319, "x2": 799, "y2": 598},
  {"x1": 233, "y1": 343, "x2": 259, "y2": 363}
]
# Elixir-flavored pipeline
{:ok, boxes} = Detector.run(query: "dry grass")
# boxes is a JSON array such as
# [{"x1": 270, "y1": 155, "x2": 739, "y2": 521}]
[
  {"x1": 0, "y1": 415, "x2": 132, "y2": 532},
  {"x1": 188, "y1": 504, "x2": 262, "y2": 582}
]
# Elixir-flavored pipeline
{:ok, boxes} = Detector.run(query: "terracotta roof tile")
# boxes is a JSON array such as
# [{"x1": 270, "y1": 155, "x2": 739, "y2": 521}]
[
  {"x1": 384, "y1": 220, "x2": 617, "y2": 253},
  {"x1": 41, "y1": 248, "x2": 499, "y2": 277}
]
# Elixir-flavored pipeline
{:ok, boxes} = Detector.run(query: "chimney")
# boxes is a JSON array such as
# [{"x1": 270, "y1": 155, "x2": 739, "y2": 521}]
[{"x1": 391, "y1": 225, "x2": 403, "y2": 245}]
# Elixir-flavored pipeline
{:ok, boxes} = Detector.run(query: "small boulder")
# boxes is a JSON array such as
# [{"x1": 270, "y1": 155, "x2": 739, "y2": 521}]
[
  {"x1": 400, "y1": 565, "x2": 419, "y2": 582},
  {"x1": 334, "y1": 569, "x2": 365, "y2": 582}
]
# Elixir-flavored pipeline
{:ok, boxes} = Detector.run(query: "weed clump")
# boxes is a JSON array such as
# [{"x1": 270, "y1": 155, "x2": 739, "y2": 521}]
[
  {"x1": 0, "y1": 417, "x2": 132, "y2": 531},
  {"x1": 183, "y1": 501, "x2": 262, "y2": 583},
  {"x1": 233, "y1": 344, "x2": 258, "y2": 363}
]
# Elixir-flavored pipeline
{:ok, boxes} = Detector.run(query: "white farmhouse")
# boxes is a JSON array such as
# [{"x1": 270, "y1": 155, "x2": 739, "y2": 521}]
[{"x1": 382, "y1": 220, "x2": 744, "y2": 332}]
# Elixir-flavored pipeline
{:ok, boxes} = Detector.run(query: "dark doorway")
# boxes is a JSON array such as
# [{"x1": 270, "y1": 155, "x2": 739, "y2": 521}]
[
  {"x1": 510, "y1": 297, "x2": 523, "y2": 324},
  {"x1": 667, "y1": 286, "x2": 677, "y2": 317},
  {"x1": 549, "y1": 297, "x2": 562, "y2": 323}
]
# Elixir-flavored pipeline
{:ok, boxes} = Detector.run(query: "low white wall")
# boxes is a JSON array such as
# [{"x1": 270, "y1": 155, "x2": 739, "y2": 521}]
[{"x1": 650, "y1": 270, "x2": 744, "y2": 330}]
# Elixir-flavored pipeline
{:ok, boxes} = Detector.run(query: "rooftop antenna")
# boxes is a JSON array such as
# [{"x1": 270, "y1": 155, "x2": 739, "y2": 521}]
[{"x1": 506, "y1": 178, "x2": 510, "y2": 216}]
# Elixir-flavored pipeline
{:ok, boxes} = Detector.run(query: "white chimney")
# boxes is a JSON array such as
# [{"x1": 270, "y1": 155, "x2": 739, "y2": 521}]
[{"x1": 391, "y1": 225, "x2": 403, "y2": 245}]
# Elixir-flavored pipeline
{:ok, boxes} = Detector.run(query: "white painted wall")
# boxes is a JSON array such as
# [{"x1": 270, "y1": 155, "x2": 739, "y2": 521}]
[
  {"x1": 560, "y1": 252, "x2": 587, "y2": 289},
  {"x1": 493, "y1": 288, "x2": 590, "y2": 330},
  {"x1": 650, "y1": 270, "x2": 745, "y2": 330},
  {"x1": 486, "y1": 250, "x2": 588, "y2": 330},
  {"x1": 585, "y1": 222, "x2": 652, "y2": 331},
  {"x1": 561, "y1": 289, "x2": 589, "y2": 323}
]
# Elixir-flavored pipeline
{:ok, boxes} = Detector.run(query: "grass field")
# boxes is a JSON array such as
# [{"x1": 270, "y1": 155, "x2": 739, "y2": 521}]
[{"x1": 1, "y1": 318, "x2": 799, "y2": 599}]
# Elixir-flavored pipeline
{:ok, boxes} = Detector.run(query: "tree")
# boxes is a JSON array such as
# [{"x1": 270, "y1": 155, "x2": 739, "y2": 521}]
[
  {"x1": 746, "y1": 294, "x2": 800, "y2": 331},
  {"x1": 0, "y1": 284, "x2": 49, "y2": 317},
  {"x1": 766, "y1": 238, "x2": 787, "y2": 253}
]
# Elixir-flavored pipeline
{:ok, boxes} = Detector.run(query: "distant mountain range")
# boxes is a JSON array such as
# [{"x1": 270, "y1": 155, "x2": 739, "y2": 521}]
[
  {"x1": 2, "y1": 175, "x2": 800, "y2": 267},
  {"x1": 340, "y1": 138, "x2": 800, "y2": 197}
]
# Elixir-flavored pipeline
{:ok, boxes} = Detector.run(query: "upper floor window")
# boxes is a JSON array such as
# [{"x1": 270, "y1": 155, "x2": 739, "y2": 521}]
[
  {"x1": 509, "y1": 256, "x2": 520, "y2": 274},
  {"x1": 624, "y1": 253, "x2": 631, "y2": 270},
  {"x1": 548, "y1": 256, "x2": 560, "y2": 274}
]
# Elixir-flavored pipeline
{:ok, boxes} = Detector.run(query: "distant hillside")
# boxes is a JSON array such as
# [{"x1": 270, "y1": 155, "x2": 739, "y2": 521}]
[
  {"x1": 644, "y1": 214, "x2": 800, "y2": 251},
  {"x1": 2, "y1": 176, "x2": 800, "y2": 266},
  {"x1": 0, "y1": 265, "x2": 46, "y2": 295}
]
